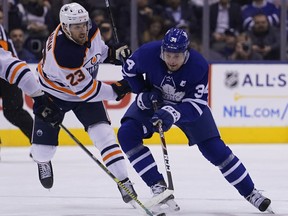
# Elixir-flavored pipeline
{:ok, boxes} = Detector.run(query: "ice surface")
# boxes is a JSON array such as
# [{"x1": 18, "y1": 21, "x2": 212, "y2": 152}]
[{"x1": 0, "y1": 144, "x2": 287, "y2": 216}]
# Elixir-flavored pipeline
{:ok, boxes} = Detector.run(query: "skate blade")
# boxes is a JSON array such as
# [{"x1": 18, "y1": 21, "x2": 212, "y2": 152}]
[
  {"x1": 151, "y1": 203, "x2": 180, "y2": 215},
  {"x1": 128, "y1": 200, "x2": 137, "y2": 209},
  {"x1": 266, "y1": 206, "x2": 275, "y2": 214},
  {"x1": 144, "y1": 189, "x2": 174, "y2": 209}
]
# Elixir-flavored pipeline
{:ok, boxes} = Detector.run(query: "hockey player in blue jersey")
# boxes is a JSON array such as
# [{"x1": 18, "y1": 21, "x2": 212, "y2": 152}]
[{"x1": 118, "y1": 27, "x2": 273, "y2": 214}]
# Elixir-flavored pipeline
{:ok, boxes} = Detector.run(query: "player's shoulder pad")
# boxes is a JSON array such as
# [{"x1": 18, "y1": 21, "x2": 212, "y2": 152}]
[
  {"x1": 185, "y1": 49, "x2": 209, "y2": 81},
  {"x1": 54, "y1": 34, "x2": 86, "y2": 68}
]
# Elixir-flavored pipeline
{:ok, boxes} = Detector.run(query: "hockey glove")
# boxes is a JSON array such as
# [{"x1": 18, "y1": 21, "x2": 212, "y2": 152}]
[
  {"x1": 151, "y1": 106, "x2": 181, "y2": 132},
  {"x1": 107, "y1": 44, "x2": 131, "y2": 65},
  {"x1": 136, "y1": 89, "x2": 163, "y2": 110},
  {"x1": 33, "y1": 94, "x2": 64, "y2": 128},
  {"x1": 111, "y1": 79, "x2": 132, "y2": 101}
]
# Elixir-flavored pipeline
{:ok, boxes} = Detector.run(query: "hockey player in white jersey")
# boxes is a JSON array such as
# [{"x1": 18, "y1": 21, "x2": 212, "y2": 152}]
[
  {"x1": 0, "y1": 47, "x2": 62, "y2": 129},
  {"x1": 30, "y1": 2, "x2": 137, "y2": 206},
  {"x1": 0, "y1": 24, "x2": 34, "y2": 144}
]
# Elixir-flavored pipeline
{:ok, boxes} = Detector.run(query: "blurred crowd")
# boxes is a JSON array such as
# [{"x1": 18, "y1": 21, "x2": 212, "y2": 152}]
[{"x1": 0, "y1": 0, "x2": 287, "y2": 62}]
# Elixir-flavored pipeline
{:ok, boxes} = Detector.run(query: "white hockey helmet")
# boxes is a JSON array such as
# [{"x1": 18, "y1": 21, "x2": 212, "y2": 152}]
[{"x1": 59, "y1": 3, "x2": 90, "y2": 42}]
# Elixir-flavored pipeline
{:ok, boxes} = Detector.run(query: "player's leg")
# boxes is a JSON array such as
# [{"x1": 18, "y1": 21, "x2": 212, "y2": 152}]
[
  {"x1": 197, "y1": 137, "x2": 272, "y2": 212},
  {"x1": 182, "y1": 107, "x2": 272, "y2": 212},
  {"x1": 30, "y1": 116, "x2": 60, "y2": 189},
  {"x1": 117, "y1": 102, "x2": 179, "y2": 213},
  {"x1": 0, "y1": 79, "x2": 33, "y2": 142},
  {"x1": 118, "y1": 118, "x2": 179, "y2": 214},
  {"x1": 73, "y1": 101, "x2": 137, "y2": 204}
]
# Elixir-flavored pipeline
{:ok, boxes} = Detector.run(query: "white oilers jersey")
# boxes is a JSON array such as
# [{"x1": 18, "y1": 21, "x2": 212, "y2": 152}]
[
  {"x1": 38, "y1": 23, "x2": 117, "y2": 102},
  {"x1": 0, "y1": 48, "x2": 41, "y2": 96}
]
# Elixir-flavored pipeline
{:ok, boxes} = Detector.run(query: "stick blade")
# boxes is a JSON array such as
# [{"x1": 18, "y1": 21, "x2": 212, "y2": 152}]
[{"x1": 144, "y1": 189, "x2": 174, "y2": 209}]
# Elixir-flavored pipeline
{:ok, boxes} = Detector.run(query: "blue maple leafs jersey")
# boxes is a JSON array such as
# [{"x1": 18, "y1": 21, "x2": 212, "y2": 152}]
[{"x1": 122, "y1": 41, "x2": 209, "y2": 122}]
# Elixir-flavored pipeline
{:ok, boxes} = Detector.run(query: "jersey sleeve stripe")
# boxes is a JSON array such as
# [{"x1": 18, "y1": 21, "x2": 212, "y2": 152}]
[
  {"x1": 79, "y1": 80, "x2": 98, "y2": 100},
  {"x1": 9, "y1": 62, "x2": 27, "y2": 84},
  {"x1": 85, "y1": 81, "x2": 102, "y2": 102},
  {"x1": 39, "y1": 78, "x2": 64, "y2": 94},
  {"x1": 5, "y1": 59, "x2": 21, "y2": 79},
  {"x1": 75, "y1": 79, "x2": 93, "y2": 95},
  {"x1": 14, "y1": 68, "x2": 30, "y2": 86}
]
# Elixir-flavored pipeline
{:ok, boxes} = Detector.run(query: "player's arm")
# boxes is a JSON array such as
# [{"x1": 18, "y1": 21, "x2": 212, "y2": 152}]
[
  {"x1": 59, "y1": 66, "x2": 130, "y2": 102},
  {"x1": 121, "y1": 51, "x2": 147, "y2": 94},
  {"x1": 0, "y1": 48, "x2": 62, "y2": 126},
  {"x1": 0, "y1": 48, "x2": 41, "y2": 97}
]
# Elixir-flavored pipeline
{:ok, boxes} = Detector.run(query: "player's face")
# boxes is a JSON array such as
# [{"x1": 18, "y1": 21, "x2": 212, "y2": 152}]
[
  {"x1": 163, "y1": 51, "x2": 186, "y2": 72},
  {"x1": 70, "y1": 22, "x2": 88, "y2": 45}
]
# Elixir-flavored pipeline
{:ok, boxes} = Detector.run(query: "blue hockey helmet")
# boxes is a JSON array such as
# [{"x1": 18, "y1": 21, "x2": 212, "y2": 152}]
[{"x1": 161, "y1": 28, "x2": 189, "y2": 53}]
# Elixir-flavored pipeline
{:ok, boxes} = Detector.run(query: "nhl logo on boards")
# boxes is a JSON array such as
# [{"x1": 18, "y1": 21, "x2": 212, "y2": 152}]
[{"x1": 225, "y1": 71, "x2": 239, "y2": 89}]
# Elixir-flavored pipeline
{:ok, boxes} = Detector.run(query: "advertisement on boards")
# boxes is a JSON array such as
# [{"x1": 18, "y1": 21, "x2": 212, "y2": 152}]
[{"x1": 210, "y1": 64, "x2": 288, "y2": 127}]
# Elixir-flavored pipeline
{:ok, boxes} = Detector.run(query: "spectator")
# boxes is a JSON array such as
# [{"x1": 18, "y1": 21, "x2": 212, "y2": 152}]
[
  {"x1": 217, "y1": 28, "x2": 238, "y2": 59},
  {"x1": 162, "y1": 0, "x2": 198, "y2": 35},
  {"x1": 242, "y1": 0, "x2": 280, "y2": 30},
  {"x1": 247, "y1": 13, "x2": 280, "y2": 60},
  {"x1": 190, "y1": 38, "x2": 226, "y2": 61},
  {"x1": 0, "y1": 9, "x2": 3, "y2": 25},
  {"x1": 98, "y1": 20, "x2": 114, "y2": 45},
  {"x1": 141, "y1": 15, "x2": 166, "y2": 44},
  {"x1": 117, "y1": 0, "x2": 157, "y2": 45},
  {"x1": 9, "y1": 28, "x2": 37, "y2": 63},
  {"x1": 16, "y1": 0, "x2": 54, "y2": 60},
  {"x1": 229, "y1": 32, "x2": 263, "y2": 60},
  {"x1": 210, "y1": 0, "x2": 243, "y2": 52},
  {"x1": 90, "y1": 9, "x2": 107, "y2": 26}
]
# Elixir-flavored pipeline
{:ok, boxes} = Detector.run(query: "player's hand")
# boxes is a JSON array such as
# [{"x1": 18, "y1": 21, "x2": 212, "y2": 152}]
[
  {"x1": 151, "y1": 106, "x2": 181, "y2": 132},
  {"x1": 115, "y1": 44, "x2": 131, "y2": 62},
  {"x1": 136, "y1": 89, "x2": 163, "y2": 110},
  {"x1": 111, "y1": 79, "x2": 131, "y2": 101},
  {"x1": 33, "y1": 93, "x2": 64, "y2": 127},
  {"x1": 108, "y1": 44, "x2": 131, "y2": 65}
]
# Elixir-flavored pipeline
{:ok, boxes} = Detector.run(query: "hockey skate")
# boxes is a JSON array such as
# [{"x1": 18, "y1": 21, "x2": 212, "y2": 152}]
[
  {"x1": 149, "y1": 180, "x2": 180, "y2": 215},
  {"x1": 245, "y1": 188, "x2": 274, "y2": 213},
  {"x1": 37, "y1": 161, "x2": 53, "y2": 189},
  {"x1": 117, "y1": 178, "x2": 138, "y2": 208}
]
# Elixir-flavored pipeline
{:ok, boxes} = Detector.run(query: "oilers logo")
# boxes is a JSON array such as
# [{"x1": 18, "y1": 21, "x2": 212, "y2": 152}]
[
  {"x1": 160, "y1": 75, "x2": 185, "y2": 102},
  {"x1": 84, "y1": 53, "x2": 101, "y2": 78}
]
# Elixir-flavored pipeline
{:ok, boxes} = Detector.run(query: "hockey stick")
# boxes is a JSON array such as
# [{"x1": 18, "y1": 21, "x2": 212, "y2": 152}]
[
  {"x1": 152, "y1": 101, "x2": 174, "y2": 191},
  {"x1": 104, "y1": 0, "x2": 119, "y2": 43},
  {"x1": 59, "y1": 123, "x2": 153, "y2": 216}
]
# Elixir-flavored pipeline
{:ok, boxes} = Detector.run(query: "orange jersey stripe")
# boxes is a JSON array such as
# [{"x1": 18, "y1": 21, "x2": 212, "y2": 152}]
[
  {"x1": 9, "y1": 62, "x2": 26, "y2": 84},
  {"x1": 102, "y1": 150, "x2": 122, "y2": 162},
  {"x1": 0, "y1": 40, "x2": 8, "y2": 50},
  {"x1": 38, "y1": 64, "x2": 76, "y2": 95}
]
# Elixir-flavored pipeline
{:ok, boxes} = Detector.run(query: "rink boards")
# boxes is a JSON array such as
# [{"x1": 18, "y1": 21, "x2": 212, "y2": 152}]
[{"x1": 1, "y1": 63, "x2": 288, "y2": 146}]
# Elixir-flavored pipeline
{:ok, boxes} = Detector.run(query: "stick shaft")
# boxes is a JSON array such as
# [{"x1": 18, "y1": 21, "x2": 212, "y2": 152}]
[
  {"x1": 152, "y1": 101, "x2": 174, "y2": 190},
  {"x1": 104, "y1": 0, "x2": 119, "y2": 43},
  {"x1": 59, "y1": 123, "x2": 153, "y2": 215}
]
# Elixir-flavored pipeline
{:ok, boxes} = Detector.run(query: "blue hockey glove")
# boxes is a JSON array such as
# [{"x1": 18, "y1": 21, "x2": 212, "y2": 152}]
[
  {"x1": 151, "y1": 106, "x2": 181, "y2": 132},
  {"x1": 136, "y1": 89, "x2": 163, "y2": 110},
  {"x1": 33, "y1": 94, "x2": 64, "y2": 128},
  {"x1": 111, "y1": 79, "x2": 132, "y2": 101}
]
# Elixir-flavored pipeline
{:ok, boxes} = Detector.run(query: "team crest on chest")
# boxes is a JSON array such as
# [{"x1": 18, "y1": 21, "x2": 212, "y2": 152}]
[
  {"x1": 160, "y1": 75, "x2": 185, "y2": 102},
  {"x1": 84, "y1": 53, "x2": 101, "y2": 78}
]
